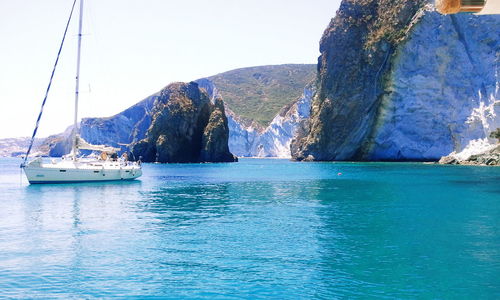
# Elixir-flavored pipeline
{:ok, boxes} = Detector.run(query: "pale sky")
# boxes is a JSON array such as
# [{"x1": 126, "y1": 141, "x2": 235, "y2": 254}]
[{"x1": 0, "y1": 0, "x2": 341, "y2": 139}]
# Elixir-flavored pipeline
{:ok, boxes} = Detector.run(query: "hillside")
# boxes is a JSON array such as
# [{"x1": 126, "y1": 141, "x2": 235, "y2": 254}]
[
  {"x1": 2, "y1": 64, "x2": 317, "y2": 158},
  {"x1": 204, "y1": 64, "x2": 316, "y2": 126},
  {"x1": 0, "y1": 137, "x2": 43, "y2": 157}
]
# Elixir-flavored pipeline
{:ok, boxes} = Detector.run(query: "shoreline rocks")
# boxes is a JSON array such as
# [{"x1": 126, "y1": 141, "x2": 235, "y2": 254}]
[{"x1": 439, "y1": 144, "x2": 500, "y2": 166}]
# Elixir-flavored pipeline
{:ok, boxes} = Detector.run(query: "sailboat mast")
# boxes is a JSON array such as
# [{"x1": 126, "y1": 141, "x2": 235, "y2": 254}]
[{"x1": 72, "y1": 0, "x2": 83, "y2": 157}]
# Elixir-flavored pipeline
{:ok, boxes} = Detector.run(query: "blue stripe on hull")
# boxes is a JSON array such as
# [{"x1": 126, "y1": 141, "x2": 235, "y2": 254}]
[{"x1": 29, "y1": 178, "x2": 139, "y2": 184}]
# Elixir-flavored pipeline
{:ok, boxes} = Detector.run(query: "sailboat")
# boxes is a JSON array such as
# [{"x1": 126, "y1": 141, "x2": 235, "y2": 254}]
[{"x1": 21, "y1": 0, "x2": 142, "y2": 184}]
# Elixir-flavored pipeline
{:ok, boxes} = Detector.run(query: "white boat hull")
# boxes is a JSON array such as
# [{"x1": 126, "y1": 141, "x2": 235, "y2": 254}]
[{"x1": 23, "y1": 158, "x2": 142, "y2": 184}]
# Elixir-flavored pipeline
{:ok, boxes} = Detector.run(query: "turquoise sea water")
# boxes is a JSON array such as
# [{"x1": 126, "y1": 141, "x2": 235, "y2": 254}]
[{"x1": 0, "y1": 157, "x2": 498, "y2": 298}]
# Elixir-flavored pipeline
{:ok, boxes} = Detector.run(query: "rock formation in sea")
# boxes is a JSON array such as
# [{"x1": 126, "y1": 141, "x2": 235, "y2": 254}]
[
  {"x1": 292, "y1": 0, "x2": 500, "y2": 161},
  {"x1": 131, "y1": 82, "x2": 237, "y2": 163}
]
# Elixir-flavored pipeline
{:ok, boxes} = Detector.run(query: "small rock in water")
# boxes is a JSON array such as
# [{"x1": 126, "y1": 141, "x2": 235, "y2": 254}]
[{"x1": 438, "y1": 155, "x2": 459, "y2": 165}]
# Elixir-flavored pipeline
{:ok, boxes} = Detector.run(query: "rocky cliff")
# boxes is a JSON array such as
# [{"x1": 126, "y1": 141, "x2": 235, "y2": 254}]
[
  {"x1": 34, "y1": 65, "x2": 314, "y2": 159},
  {"x1": 292, "y1": 0, "x2": 500, "y2": 161},
  {"x1": 46, "y1": 94, "x2": 157, "y2": 157},
  {"x1": 224, "y1": 107, "x2": 262, "y2": 157},
  {"x1": 197, "y1": 79, "x2": 314, "y2": 157},
  {"x1": 131, "y1": 82, "x2": 236, "y2": 163},
  {"x1": 248, "y1": 86, "x2": 313, "y2": 157}
]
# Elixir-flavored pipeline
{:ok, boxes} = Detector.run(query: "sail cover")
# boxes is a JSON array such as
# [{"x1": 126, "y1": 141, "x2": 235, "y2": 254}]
[{"x1": 76, "y1": 136, "x2": 120, "y2": 153}]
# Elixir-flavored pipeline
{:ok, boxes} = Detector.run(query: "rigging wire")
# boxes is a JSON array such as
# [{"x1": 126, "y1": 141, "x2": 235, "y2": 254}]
[{"x1": 21, "y1": 0, "x2": 78, "y2": 168}]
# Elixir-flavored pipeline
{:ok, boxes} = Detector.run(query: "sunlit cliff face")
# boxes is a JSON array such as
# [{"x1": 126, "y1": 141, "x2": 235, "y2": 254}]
[{"x1": 291, "y1": 0, "x2": 499, "y2": 161}]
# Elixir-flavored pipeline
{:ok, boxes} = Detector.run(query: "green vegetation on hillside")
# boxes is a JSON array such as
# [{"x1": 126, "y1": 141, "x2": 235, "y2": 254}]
[{"x1": 205, "y1": 64, "x2": 316, "y2": 127}]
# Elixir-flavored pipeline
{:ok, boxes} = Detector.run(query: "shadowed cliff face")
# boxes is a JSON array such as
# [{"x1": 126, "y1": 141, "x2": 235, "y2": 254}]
[
  {"x1": 131, "y1": 82, "x2": 237, "y2": 163},
  {"x1": 199, "y1": 98, "x2": 235, "y2": 162},
  {"x1": 292, "y1": 0, "x2": 499, "y2": 161}
]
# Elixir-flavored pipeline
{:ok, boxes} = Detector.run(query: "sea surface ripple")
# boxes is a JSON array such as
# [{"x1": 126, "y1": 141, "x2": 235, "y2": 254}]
[{"x1": 0, "y1": 158, "x2": 499, "y2": 298}]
